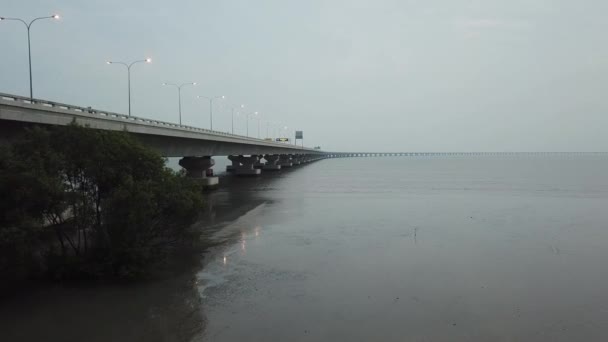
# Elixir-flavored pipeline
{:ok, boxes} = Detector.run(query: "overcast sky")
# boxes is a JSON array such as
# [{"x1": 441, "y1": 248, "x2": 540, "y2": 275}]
[{"x1": 2, "y1": 0, "x2": 607, "y2": 152}]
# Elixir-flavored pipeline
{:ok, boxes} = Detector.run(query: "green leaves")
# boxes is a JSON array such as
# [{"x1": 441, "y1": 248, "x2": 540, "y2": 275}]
[{"x1": 0, "y1": 124, "x2": 204, "y2": 281}]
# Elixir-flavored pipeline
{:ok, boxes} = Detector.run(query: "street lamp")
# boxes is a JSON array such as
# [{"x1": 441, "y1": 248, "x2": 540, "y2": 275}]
[
  {"x1": 230, "y1": 104, "x2": 245, "y2": 135},
  {"x1": 1, "y1": 14, "x2": 60, "y2": 100},
  {"x1": 163, "y1": 82, "x2": 196, "y2": 125},
  {"x1": 246, "y1": 111, "x2": 258, "y2": 137},
  {"x1": 197, "y1": 95, "x2": 225, "y2": 131},
  {"x1": 106, "y1": 58, "x2": 151, "y2": 116},
  {"x1": 255, "y1": 115, "x2": 262, "y2": 138}
]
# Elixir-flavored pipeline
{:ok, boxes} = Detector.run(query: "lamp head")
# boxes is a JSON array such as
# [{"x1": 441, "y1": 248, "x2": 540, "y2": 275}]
[
  {"x1": 52, "y1": 14, "x2": 60, "y2": 19},
  {"x1": 192, "y1": 82, "x2": 197, "y2": 86},
  {"x1": 106, "y1": 61, "x2": 111, "y2": 65},
  {"x1": 145, "y1": 58, "x2": 152, "y2": 63}
]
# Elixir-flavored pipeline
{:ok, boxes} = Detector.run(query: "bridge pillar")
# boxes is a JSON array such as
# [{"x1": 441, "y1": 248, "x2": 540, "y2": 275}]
[
  {"x1": 228, "y1": 155, "x2": 262, "y2": 176},
  {"x1": 226, "y1": 158, "x2": 239, "y2": 172},
  {"x1": 179, "y1": 156, "x2": 219, "y2": 188},
  {"x1": 263, "y1": 154, "x2": 281, "y2": 171},
  {"x1": 279, "y1": 154, "x2": 293, "y2": 167},
  {"x1": 291, "y1": 155, "x2": 302, "y2": 165}
]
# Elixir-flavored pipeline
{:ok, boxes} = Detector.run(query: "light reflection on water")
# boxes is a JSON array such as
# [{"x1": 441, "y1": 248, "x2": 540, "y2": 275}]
[{"x1": 0, "y1": 163, "x2": 276, "y2": 342}]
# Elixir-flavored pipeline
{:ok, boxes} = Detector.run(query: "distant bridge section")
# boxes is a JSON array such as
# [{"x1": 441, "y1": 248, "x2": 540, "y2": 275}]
[{"x1": 326, "y1": 152, "x2": 607, "y2": 157}]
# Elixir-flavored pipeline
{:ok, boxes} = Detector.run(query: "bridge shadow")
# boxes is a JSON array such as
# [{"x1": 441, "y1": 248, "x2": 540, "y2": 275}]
[{"x1": 198, "y1": 159, "x2": 322, "y2": 233}]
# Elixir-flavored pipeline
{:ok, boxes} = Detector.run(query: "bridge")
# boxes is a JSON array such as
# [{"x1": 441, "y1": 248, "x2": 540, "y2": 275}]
[
  {"x1": 2, "y1": 93, "x2": 604, "y2": 187},
  {"x1": 0, "y1": 92, "x2": 325, "y2": 186}
]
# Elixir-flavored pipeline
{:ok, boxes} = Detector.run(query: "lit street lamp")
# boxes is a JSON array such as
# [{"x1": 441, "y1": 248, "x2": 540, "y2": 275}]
[
  {"x1": 230, "y1": 104, "x2": 245, "y2": 135},
  {"x1": 163, "y1": 82, "x2": 196, "y2": 125},
  {"x1": 1, "y1": 14, "x2": 60, "y2": 100},
  {"x1": 197, "y1": 95, "x2": 225, "y2": 131},
  {"x1": 106, "y1": 58, "x2": 151, "y2": 116}
]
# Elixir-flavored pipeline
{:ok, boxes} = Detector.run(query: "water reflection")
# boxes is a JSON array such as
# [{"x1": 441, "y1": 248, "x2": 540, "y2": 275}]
[
  {"x1": 198, "y1": 157, "x2": 608, "y2": 342},
  {"x1": 240, "y1": 239, "x2": 247, "y2": 254},
  {"x1": 0, "y1": 166, "x2": 292, "y2": 342}
]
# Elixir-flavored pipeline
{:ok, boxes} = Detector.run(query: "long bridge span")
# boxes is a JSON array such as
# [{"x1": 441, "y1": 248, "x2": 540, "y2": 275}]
[{"x1": 1, "y1": 93, "x2": 604, "y2": 186}]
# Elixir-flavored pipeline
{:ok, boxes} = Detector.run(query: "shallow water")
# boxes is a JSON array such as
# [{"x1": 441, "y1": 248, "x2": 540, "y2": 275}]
[
  {"x1": 2, "y1": 156, "x2": 608, "y2": 341},
  {"x1": 195, "y1": 157, "x2": 608, "y2": 341}
]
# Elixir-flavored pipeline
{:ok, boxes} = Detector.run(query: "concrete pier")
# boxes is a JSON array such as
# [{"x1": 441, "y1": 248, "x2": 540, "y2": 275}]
[
  {"x1": 279, "y1": 154, "x2": 293, "y2": 168},
  {"x1": 292, "y1": 155, "x2": 302, "y2": 165},
  {"x1": 263, "y1": 154, "x2": 281, "y2": 171},
  {"x1": 228, "y1": 155, "x2": 262, "y2": 176},
  {"x1": 226, "y1": 158, "x2": 239, "y2": 172},
  {"x1": 178, "y1": 156, "x2": 219, "y2": 188}
]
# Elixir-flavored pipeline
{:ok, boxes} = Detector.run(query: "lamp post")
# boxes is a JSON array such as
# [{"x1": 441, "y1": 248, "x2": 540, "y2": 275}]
[
  {"x1": 1, "y1": 14, "x2": 60, "y2": 100},
  {"x1": 197, "y1": 95, "x2": 225, "y2": 130},
  {"x1": 279, "y1": 125, "x2": 287, "y2": 139},
  {"x1": 106, "y1": 58, "x2": 151, "y2": 116},
  {"x1": 246, "y1": 111, "x2": 258, "y2": 137},
  {"x1": 256, "y1": 116, "x2": 262, "y2": 139},
  {"x1": 266, "y1": 121, "x2": 270, "y2": 139},
  {"x1": 230, "y1": 104, "x2": 245, "y2": 135},
  {"x1": 163, "y1": 82, "x2": 196, "y2": 125}
]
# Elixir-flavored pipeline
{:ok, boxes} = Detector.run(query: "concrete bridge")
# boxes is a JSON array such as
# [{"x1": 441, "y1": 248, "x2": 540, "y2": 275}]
[
  {"x1": 0, "y1": 92, "x2": 325, "y2": 186},
  {"x1": 2, "y1": 93, "x2": 604, "y2": 186}
]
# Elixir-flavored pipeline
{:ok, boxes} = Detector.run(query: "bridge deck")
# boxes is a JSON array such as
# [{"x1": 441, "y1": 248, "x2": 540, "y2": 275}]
[{"x1": 0, "y1": 93, "x2": 321, "y2": 157}]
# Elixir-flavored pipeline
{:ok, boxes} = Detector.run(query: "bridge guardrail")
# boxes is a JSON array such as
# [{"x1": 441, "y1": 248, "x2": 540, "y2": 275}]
[{"x1": 0, "y1": 92, "x2": 315, "y2": 150}]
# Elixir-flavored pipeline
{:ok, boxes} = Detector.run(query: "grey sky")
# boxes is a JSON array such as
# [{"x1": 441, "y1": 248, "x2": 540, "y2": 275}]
[{"x1": 2, "y1": 0, "x2": 607, "y2": 152}]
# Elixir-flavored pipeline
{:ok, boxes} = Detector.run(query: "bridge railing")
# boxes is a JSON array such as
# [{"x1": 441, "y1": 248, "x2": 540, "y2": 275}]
[{"x1": 0, "y1": 92, "x2": 304, "y2": 148}]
